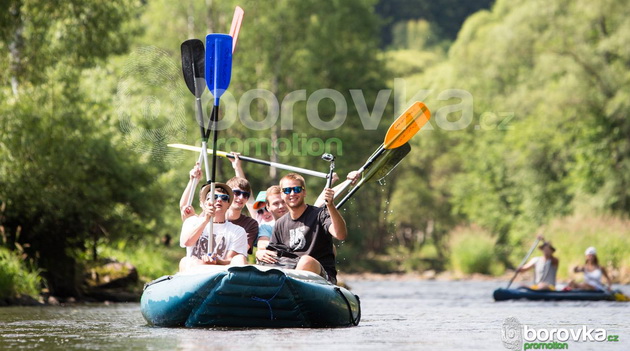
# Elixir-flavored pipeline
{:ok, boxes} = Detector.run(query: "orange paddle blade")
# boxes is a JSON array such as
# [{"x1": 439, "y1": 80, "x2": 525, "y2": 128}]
[{"x1": 384, "y1": 102, "x2": 430, "y2": 149}]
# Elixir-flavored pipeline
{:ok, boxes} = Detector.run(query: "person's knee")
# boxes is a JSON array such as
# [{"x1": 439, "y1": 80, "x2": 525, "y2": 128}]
[
  {"x1": 296, "y1": 255, "x2": 324, "y2": 275},
  {"x1": 179, "y1": 256, "x2": 200, "y2": 272},
  {"x1": 230, "y1": 254, "x2": 247, "y2": 265}
]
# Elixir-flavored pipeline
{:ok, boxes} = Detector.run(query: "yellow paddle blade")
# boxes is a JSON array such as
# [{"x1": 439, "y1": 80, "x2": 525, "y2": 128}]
[
  {"x1": 384, "y1": 101, "x2": 430, "y2": 149},
  {"x1": 614, "y1": 292, "x2": 630, "y2": 302},
  {"x1": 167, "y1": 143, "x2": 228, "y2": 157}
]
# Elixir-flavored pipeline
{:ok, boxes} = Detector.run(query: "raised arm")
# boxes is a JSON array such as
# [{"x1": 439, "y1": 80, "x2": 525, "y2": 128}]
[
  {"x1": 518, "y1": 257, "x2": 538, "y2": 272},
  {"x1": 180, "y1": 203, "x2": 214, "y2": 247},
  {"x1": 325, "y1": 188, "x2": 347, "y2": 240},
  {"x1": 601, "y1": 267, "x2": 613, "y2": 290},
  {"x1": 314, "y1": 171, "x2": 360, "y2": 207},
  {"x1": 180, "y1": 163, "x2": 202, "y2": 221}
]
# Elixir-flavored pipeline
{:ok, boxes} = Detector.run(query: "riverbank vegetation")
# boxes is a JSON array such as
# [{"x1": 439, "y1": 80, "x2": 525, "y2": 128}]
[
  {"x1": 2, "y1": 0, "x2": 630, "y2": 301},
  {"x1": 0, "y1": 247, "x2": 41, "y2": 301}
]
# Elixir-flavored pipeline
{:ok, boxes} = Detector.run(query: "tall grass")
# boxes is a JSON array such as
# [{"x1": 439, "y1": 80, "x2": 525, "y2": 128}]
[
  {"x1": 0, "y1": 247, "x2": 42, "y2": 299},
  {"x1": 542, "y1": 215, "x2": 630, "y2": 282},
  {"x1": 448, "y1": 226, "x2": 504, "y2": 276},
  {"x1": 98, "y1": 242, "x2": 182, "y2": 282},
  {"x1": 447, "y1": 215, "x2": 630, "y2": 283}
]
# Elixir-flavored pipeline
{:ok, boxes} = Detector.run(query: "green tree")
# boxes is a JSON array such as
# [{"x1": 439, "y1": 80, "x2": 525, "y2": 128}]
[
  {"x1": 0, "y1": 0, "x2": 165, "y2": 296},
  {"x1": 376, "y1": 0, "x2": 495, "y2": 46},
  {"x1": 136, "y1": 1, "x2": 393, "y2": 260},
  {"x1": 392, "y1": 0, "x2": 630, "y2": 267}
]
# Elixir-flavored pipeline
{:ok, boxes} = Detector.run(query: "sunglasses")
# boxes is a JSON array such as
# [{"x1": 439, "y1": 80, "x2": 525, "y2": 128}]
[
  {"x1": 233, "y1": 189, "x2": 250, "y2": 198},
  {"x1": 282, "y1": 186, "x2": 304, "y2": 195},
  {"x1": 213, "y1": 194, "x2": 230, "y2": 202},
  {"x1": 257, "y1": 208, "x2": 268, "y2": 215}
]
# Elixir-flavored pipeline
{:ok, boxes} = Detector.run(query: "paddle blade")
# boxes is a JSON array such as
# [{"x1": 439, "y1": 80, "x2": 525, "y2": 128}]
[
  {"x1": 363, "y1": 143, "x2": 411, "y2": 183},
  {"x1": 229, "y1": 6, "x2": 244, "y2": 53},
  {"x1": 205, "y1": 34, "x2": 233, "y2": 105},
  {"x1": 181, "y1": 39, "x2": 205, "y2": 97},
  {"x1": 384, "y1": 102, "x2": 430, "y2": 149},
  {"x1": 373, "y1": 143, "x2": 411, "y2": 181}
]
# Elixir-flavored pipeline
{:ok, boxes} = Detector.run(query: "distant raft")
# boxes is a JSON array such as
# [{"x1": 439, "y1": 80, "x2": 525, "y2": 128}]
[
  {"x1": 493, "y1": 287, "x2": 628, "y2": 302},
  {"x1": 140, "y1": 265, "x2": 361, "y2": 328}
]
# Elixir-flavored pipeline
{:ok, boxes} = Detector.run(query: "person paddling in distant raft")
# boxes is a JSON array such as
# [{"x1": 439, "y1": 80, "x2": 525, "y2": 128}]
[
  {"x1": 178, "y1": 183, "x2": 248, "y2": 272},
  {"x1": 517, "y1": 236, "x2": 559, "y2": 290},
  {"x1": 566, "y1": 247, "x2": 612, "y2": 291},
  {"x1": 257, "y1": 172, "x2": 348, "y2": 285}
]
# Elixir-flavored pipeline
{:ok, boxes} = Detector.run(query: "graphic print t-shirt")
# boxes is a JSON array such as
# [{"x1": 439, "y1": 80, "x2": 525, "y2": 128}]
[
  {"x1": 230, "y1": 214, "x2": 259, "y2": 254},
  {"x1": 180, "y1": 217, "x2": 248, "y2": 260},
  {"x1": 270, "y1": 205, "x2": 335, "y2": 273}
]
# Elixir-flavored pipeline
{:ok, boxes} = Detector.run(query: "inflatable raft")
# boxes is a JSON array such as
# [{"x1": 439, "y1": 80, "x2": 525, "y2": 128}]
[
  {"x1": 493, "y1": 287, "x2": 617, "y2": 302},
  {"x1": 140, "y1": 264, "x2": 361, "y2": 328}
]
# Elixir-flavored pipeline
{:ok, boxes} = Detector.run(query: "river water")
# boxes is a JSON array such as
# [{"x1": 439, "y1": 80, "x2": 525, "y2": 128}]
[{"x1": 0, "y1": 279, "x2": 628, "y2": 351}]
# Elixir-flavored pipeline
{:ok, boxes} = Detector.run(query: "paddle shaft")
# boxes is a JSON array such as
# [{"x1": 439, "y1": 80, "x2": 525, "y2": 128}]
[
  {"x1": 206, "y1": 182, "x2": 215, "y2": 256},
  {"x1": 334, "y1": 145, "x2": 385, "y2": 202},
  {"x1": 336, "y1": 176, "x2": 368, "y2": 209},
  {"x1": 507, "y1": 237, "x2": 542, "y2": 288},
  {"x1": 168, "y1": 144, "x2": 329, "y2": 179},
  {"x1": 229, "y1": 154, "x2": 328, "y2": 178},
  {"x1": 188, "y1": 51, "x2": 211, "y2": 182},
  {"x1": 229, "y1": 6, "x2": 244, "y2": 53}
]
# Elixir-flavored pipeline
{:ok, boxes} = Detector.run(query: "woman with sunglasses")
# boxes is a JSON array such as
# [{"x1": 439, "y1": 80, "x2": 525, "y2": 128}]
[{"x1": 178, "y1": 183, "x2": 248, "y2": 272}]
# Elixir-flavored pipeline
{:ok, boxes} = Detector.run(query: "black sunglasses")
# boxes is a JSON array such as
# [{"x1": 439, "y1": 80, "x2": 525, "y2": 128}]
[
  {"x1": 213, "y1": 194, "x2": 230, "y2": 202},
  {"x1": 282, "y1": 186, "x2": 304, "y2": 195},
  {"x1": 257, "y1": 208, "x2": 268, "y2": 215},
  {"x1": 233, "y1": 189, "x2": 250, "y2": 198}
]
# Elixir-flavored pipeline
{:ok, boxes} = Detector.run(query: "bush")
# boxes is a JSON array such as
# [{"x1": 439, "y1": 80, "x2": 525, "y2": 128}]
[
  {"x1": 98, "y1": 242, "x2": 182, "y2": 282},
  {"x1": 449, "y1": 226, "x2": 501, "y2": 275},
  {"x1": 0, "y1": 247, "x2": 42, "y2": 299}
]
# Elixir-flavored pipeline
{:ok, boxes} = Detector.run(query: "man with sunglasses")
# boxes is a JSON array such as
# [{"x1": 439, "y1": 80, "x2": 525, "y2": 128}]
[
  {"x1": 226, "y1": 177, "x2": 259, "y2": 255},
  {"x1": 260, "y1": 172, "x2": 348, "y2": 284},
  {"x1": 178, "y1": 183, "x2": 248, "y2": 272}
]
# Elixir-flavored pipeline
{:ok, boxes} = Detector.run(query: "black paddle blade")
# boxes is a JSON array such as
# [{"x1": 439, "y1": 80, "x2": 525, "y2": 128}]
[
  {"x1": 181, "y1": 39, "x2": 205, "y2": 97},
  {"x1": 368, "y1": 142, "x2": 412, "y2": 183}
]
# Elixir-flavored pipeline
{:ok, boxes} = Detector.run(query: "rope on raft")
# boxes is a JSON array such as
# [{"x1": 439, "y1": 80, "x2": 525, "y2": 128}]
[
  {"x1": 335, "y1": 287, "x2": 361, "y2": 326},
  {"x1": 251, "y1": 274, "x2": 288, "y2": 320}
]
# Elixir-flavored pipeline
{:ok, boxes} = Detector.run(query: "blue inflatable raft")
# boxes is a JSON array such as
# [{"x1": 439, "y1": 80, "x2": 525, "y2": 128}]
[
  {"x1": 140, "y1": 265, "x2": 361, "y2": 328},
  {"x1": 493, "y1": 287, "x2": 615, "y2": 302}
]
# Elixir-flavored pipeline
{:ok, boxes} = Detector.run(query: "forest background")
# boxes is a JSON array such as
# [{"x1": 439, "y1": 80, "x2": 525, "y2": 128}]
[{"x1": 1, "y1": 0, "x2": 629, "y2": 299}]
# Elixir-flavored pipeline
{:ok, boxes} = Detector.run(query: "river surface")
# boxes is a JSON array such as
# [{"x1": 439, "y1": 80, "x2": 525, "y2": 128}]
[{"x1": 0, "y1": 280, "x2": 628, "y2": 351}]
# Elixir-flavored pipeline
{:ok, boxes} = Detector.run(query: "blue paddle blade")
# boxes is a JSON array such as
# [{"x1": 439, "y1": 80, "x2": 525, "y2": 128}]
[{"x1": 205, "y1": 33, "x2": 233, "y2": 106}]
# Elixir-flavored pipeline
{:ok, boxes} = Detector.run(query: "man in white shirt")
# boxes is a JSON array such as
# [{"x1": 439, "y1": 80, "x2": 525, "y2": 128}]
[{"x1": 179, "y1": 182, "x2": 248, "y2": 271}]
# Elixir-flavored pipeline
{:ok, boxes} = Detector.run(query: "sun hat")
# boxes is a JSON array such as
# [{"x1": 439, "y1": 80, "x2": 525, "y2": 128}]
[
  {"x1": 200, "y1": 182, "x2": 233, "y2": 204},
  {"x1": 585, "y1": 246, "x2": 597, "y2": 256},
  {"x1": 252, "y1": 191, "x2": 267, "y2": 210},
  {"x1": 539, "y1": 241, "x2": 556, "y2": 252}
]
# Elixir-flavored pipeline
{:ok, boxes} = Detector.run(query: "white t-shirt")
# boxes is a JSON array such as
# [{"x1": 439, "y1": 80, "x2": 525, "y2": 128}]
[{"x1": 180, "y1": 216, "x2": 248, "y2": 260}]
